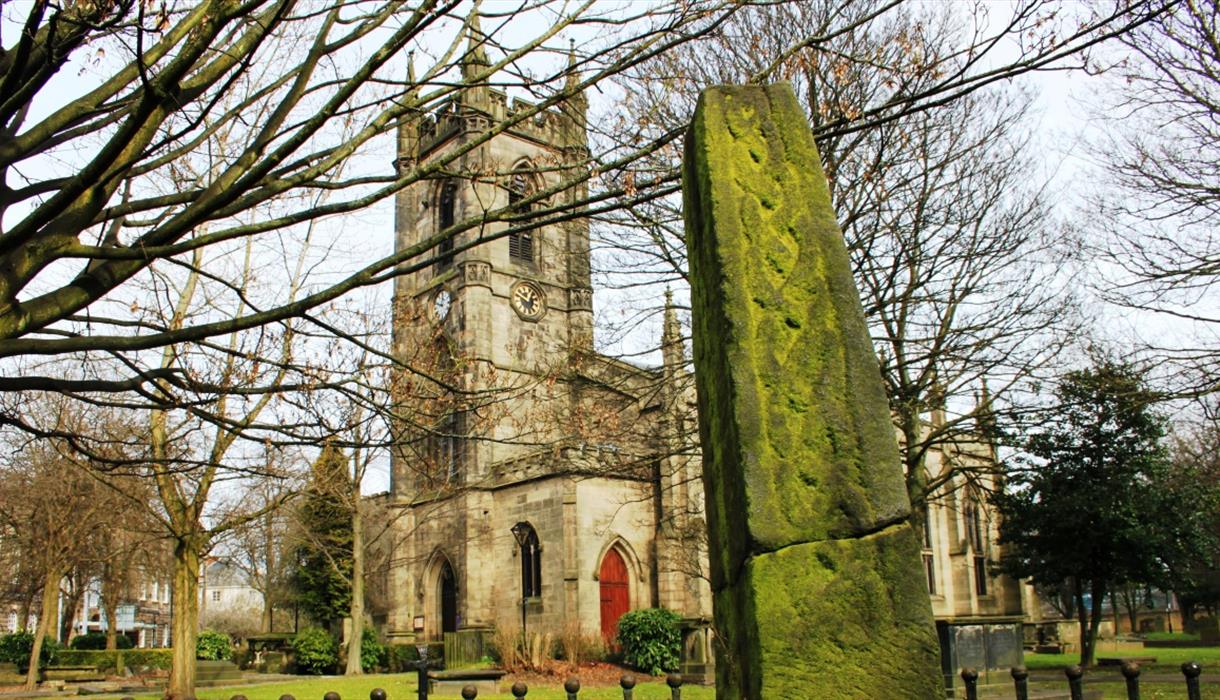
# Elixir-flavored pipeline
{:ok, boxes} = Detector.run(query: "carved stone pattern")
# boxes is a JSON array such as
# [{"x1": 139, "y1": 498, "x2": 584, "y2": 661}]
[
  {"x1": 568, "y1": 287, "x2": 593, "y2": 310},
  {"x1": 461, "y1": 262, "x2": 491, "y2": 284}
]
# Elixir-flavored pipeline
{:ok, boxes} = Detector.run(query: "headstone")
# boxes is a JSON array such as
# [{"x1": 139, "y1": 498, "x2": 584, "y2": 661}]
[{"x1": 684, "y1": 83, "x2": 942, "y2": 699}]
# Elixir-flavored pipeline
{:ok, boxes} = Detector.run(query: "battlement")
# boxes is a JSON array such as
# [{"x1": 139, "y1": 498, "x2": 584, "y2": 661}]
[{"x1": 412, "y1": 88, "x2": 580, "y2": 158}]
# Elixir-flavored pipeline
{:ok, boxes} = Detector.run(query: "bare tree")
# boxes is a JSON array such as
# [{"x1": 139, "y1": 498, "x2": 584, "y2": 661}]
[
  {"x1": 1085, "y1": 0, "x2": 1220, "y2": 394},
  {"x1": 604, "y1": 0, "x2": 1082, "y2": 512}
]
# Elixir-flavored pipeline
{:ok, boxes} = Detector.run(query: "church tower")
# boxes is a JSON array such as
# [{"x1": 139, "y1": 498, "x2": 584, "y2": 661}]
[{"x1": 384, "y1": 19, "x2": 710, "y2": 663}]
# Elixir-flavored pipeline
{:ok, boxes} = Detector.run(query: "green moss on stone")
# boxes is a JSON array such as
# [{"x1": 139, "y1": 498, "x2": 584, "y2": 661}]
[
  {"x1": 685, "y1": 84, "x2": 910, "y2": 575},
  {"x1": 714, "y1": 524, "x2": 942, "y2": 699}
]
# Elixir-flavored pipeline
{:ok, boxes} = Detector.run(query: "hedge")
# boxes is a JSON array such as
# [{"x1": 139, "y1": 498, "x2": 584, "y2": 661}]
[{"x1": 54, "y1": 649, "x2": 174, "y2": 673}]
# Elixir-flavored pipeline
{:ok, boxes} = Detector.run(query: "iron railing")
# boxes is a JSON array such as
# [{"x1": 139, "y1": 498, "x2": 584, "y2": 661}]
[{"x1": 960, "y1": 661, "x2": 1204, "y2": 700}]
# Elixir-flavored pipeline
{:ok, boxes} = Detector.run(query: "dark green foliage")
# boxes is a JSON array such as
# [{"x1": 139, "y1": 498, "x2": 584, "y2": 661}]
[
  {"x1": 68, "y1": 632, "x2": 132, "y2": 650},
  {"x1": 121, "y1": 648, "x2": 174, "y2": 670},
  {"x1": 616, "y1": 608, "x2": 681, "y2": 675},
  {"x1": 360, "y1": 628, "x2": 384, "y2": 672},
  {"x1": 291, "y1": 627, "x2": 338, "y2": 675},
  {"x1": 994, "y1": 357, "x2": 1220, "y2": 665},
  {"x1": 384, "y1": 642, "x2": 443, "y2": 672},
  {"x1": 293, "y1": 444, "x2": 353, "y2": 630},
  {"x1": 0, "y1": 632, "x2": 59, "y2": 670},
  {"x1": 54, "y1": 649, "x2": 173, "y2": 673},
  {"x1": 196, "y1": 629, "x2": 233, "y2": 660}
]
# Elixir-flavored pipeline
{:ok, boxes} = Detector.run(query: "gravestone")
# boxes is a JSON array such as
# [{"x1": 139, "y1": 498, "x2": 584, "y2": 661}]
[{"x1": 684, "y1": 83, "x2": 942, "y2": 698}]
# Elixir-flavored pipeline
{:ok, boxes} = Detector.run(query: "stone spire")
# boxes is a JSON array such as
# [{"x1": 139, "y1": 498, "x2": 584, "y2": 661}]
[
  {"x1": 661, "y1": 288, "x2": 683, "y2": 374},
  {"x1": 460, "y1": 8, "x2": 490, "y2": 109},
  {"x1": 561, "y1": 38, "x2": 588, "y2": 149},
  {"x1": 397, "y1": 51, "x2": 421, "y2": 172}
]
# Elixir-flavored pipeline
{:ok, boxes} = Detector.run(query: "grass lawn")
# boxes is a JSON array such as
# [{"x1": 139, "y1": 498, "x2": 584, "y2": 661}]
[
  {"x1": 1024, "y1": 642, "x2": 1220, "y2": 671},
  {"x1": 109, "y1": 674, "x2": 713, "y2": 700}
]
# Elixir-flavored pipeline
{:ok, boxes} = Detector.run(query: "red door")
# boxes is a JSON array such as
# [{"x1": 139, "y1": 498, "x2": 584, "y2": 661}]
[{"x1": 599, "y1": 548, "x2": 630, "y2": 644}]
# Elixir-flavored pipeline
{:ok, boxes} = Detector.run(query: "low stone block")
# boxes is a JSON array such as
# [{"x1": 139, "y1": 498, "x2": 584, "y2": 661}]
[{"x1": 713, "y1": 523, "x2": 941, "y2": 699}]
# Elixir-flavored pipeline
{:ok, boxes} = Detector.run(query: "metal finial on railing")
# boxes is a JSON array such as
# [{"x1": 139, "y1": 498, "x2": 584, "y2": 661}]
[
  {"x1": 1010, "y1": 665, "x2": 1029, "y2": 700},
  {"x1": 666, "y1": 673, "x2": 683, "y2": 700},
  {"x1": 511, "y1": 681, "x2": 529, "y2": 698},
  {"x1": 960, "y1": 667, "x2": 979, "y2": 700},
  {"x1": 620, "y1": 673, "x2": 636, "y2": 700},
  {"x1": 370, "y1": 690, "x2": 386, "y2": 700},
  {"x1": 280, "y1": 694, "x2": 296, "y2": 700},
  {"x1": 564, "y1": 676, "x2": 581, "y2": 700},
  {"x1": 1065, "y1": 665, "x2": 1084, "y2": 700},
  {"x1": 461, "y1": 684, "x2": 477, "y2": 699},
  {"x1": 1121, "y1": 660, "x2": 1141, "y2": 700},
  {"x1": 231, "y1": 695, "x2": 249, "y2": 700},
  {"x1": 324, "y1": 691, "x2": 340, "y2": 700},
  {"x1": 1182, "y1": 660, "x2": 1202, "y2": 700}
]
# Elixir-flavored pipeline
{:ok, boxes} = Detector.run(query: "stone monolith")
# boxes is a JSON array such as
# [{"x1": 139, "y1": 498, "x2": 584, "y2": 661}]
[{"x1": 684, "y1": 83, "x2": 942, "y2": 699}]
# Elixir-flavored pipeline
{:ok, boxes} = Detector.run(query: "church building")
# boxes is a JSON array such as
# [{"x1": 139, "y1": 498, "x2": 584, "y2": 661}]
[{"x1": 382, "y1": 21, "x2": 712, "y2": 663}]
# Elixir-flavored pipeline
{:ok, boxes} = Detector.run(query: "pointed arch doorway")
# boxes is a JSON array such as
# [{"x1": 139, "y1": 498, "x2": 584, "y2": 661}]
[
  {"x1": 599, "y1": 548, "x2": 630, "y2": 644},
  {"x1": 439, "y1": 560, "x2": 458, "y2": 635}
]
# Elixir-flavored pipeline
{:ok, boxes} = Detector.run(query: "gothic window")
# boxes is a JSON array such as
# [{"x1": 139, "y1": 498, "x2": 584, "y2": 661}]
[
  {"x1": 436, "y1": 181, "x2": 458, "y2": 269},
  {"x1": 965, "y1": 492, "x2": 988, "y2": 595},
  {"x1": 507, "y1": 172, "x2": 534, "y2": 263},
  {"x1": 434, "y1": 412, "x2": 462, "y2": 484},
  {"x1": 516, "y1": 523, "x2": 541, "y2": 598},
  {"x1": 922, "y1": 506, "x2": 936, "y2": 595}
]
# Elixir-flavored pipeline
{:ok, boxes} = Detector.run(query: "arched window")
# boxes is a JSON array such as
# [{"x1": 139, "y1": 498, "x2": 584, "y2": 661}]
[
  {"x1": 964, "y1": 491, "x2": 988, "y2": 595},
  {"x1": 513, "y1": 522, "x2": 541, "y2": 598},
  {"x1": 507, "y1": 172, "x2": 534, "y2": 263},
  {"x1": 436, "y1": 181, "x2": 458, "y2": 269}
]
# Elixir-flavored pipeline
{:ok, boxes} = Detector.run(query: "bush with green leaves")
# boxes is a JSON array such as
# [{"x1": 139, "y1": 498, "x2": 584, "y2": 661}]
[
  {"x1": 360, "y1": 628, "x2": 385, "y2": 672},
  {"x1": 69, "y1": 632, "x2": 133, "y2": 650},
  {"x1": 616, "y1": 608, "x2": 681, "y2": 676},
  {"x1": 291, "y1": 627, "x2": 338, "y2": 675},
  {"x1": 0, "y1": 631, "x2": 59, "y2": 670},
  {"x1": 195, "y1": 629, "x2": 232, "y2": 661}
]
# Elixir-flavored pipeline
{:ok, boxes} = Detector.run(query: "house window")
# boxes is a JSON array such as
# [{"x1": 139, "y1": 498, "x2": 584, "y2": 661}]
[
  {"x1": 517, "y1": 523, "x2": 541, "y2": 599},
  {"x1": 211, "y1": 590, "x2": 220, "y2": 602},
  {"x1": 507, "y1": 173, "x2": 534, "y2": 263},
  {"x1": 436, "y1": 182, "x2": 458, "y2": 269}
]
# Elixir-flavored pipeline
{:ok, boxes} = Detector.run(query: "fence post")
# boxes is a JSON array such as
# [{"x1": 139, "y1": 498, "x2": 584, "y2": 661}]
[
  {"x1": 511, "y1": 681, "x2": 528, "y2": 698},
  {"x1": 461, "y1": 685, "x2": 477, "y2": 700},
  {"x1": 1182, "y1": 661, "x2": 1202, "y2": 700},
  {"x1": 370, "y1": 689, "x2": 387, "y2": 700},
  {"x1": 324, "y1": 692, "x2": 340, "y2": 700},
  {"x1": 1120, "y1": 660, "x2": 1140, "y2": 700},
  {"x1": 1011, "y1": 666, "x2": 1029, "y2": 700},
  {"x1": 1065, "y1": 664, "x2": 1084, "y2": 700},
  {"x1": 620, "y1": 674, "x2": 636, "y2": 700},
  {"x1": 280, "y1": 695, "x2": 295, "y2": 700},
  {"x1": 667, "y1": 673, "x2": 683, "y2": 700},
  {"x1": 960, "y1": 668, "x2": 978, "y2": 700},
  {"x1": 415, "y1": 648, "x2": 430, "y2": 700},
  {"x1": 564, "y1": 677, "x2": 580, "y2": 700}
]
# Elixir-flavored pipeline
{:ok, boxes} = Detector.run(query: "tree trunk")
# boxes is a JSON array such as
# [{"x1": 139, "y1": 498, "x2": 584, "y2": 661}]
[
  {"x1": 166, "y1": 539, "x2": 202, "y2": 700},
  {"x1": 61, "y1": 583, "x2": 85, "y2": 645},
  {"x1": 25, "y1": 568, "x2": 61, "y2": 689},
  {"x1": 19, "y1": 586, "x2": 36, "y2": 632},
  {"x1": 1081, "y1": 580, "x2": 1107, "y2": 667},
  {"x1": 103, "y1": 594, "x2": 120, "y2": 651},
  {"x1": 262, "y1": 511, "x2": 275, "y2": 634},
  {"x1": 344, "y1": 503, "x2": 365, "y2": 675},
  {"x1": 1073, "y1": 578, "x2": 1089, "y2": 664}
]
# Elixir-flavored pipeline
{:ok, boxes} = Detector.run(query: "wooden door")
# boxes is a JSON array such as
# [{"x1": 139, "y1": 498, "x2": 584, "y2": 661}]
[{"x1": 599, "y1": 548, "x2": 630, "y2": 644}]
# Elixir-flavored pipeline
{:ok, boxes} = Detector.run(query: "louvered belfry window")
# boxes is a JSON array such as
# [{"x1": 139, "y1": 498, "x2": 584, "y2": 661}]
[
  {"x1": 436, "y1": 181, "x2": 457, "y2": 269},
  {"x1": 508, "y1": 172, "x2": 534, "y2": 263}
]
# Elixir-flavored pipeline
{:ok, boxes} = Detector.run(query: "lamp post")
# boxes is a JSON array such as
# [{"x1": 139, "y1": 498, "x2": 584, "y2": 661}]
[
  {"x1": 510, "y1": 522, "x2": 530, "y2": 649},
  {"x1": 414, "y1": 644, "x2": 429, "y2": 700}
]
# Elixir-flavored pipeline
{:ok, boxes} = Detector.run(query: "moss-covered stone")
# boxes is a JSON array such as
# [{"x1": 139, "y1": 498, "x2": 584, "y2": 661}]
[
  {"x1": 714, "y1": 524, "x2": 942, "y2": 699},
  {"x1": 684, "y1": 84, "x2": 941, "y2": 698},
  {"x1": 685, "y1": 84, "x2": 909, "y2": 572}
]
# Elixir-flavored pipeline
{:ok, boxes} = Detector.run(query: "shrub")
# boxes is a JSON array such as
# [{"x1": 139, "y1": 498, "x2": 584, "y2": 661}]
[
  {"x1": 69, "y1": 632, "x2": 132, "y2": 650},
  {"x1": 360, "y1": 628, "x2": 384, "y2": 672},
  {"x1": 616, "y1": 608, "x2": 681, "y2": 676},
  {"x1": 122, "y1": 648, "x2": 174, "y2": 671},
  {"x1": 291, "y1": 627, "x2": 337, "y2": 675},
  {"x1": 195, "y1": 629, "x2": 232, "y2": 661},
  {"x1": 0, "y1": 632, "x2": 59, "y2": 670}
]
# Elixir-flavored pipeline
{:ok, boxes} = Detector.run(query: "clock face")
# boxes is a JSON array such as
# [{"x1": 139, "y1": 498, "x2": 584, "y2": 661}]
[
  {"x1": 433, "y1": 289, "x2": 452, "y2": 320},
  {"x1": 511, "y1": 281, "x2": 545, "y2": 320}
]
